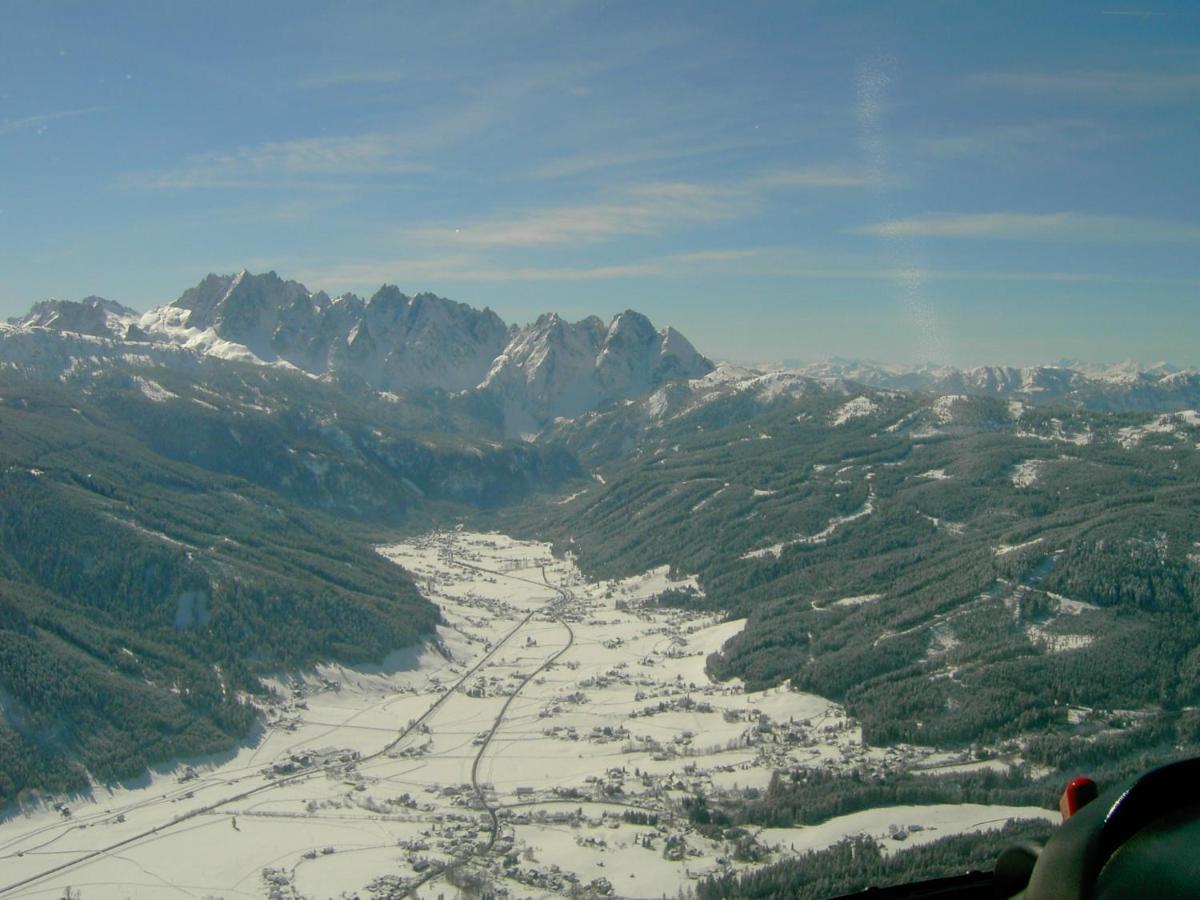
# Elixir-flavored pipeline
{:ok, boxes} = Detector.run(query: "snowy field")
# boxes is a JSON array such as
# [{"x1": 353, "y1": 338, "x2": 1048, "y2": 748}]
[{"x1": 0, "y1": 530, "x2": 1055, "y2": 899}]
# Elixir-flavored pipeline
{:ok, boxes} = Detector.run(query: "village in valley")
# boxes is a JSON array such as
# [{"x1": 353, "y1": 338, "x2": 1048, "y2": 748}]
[{"x1": 0, "y1": 530, "x2": 1054, "y2": 900}]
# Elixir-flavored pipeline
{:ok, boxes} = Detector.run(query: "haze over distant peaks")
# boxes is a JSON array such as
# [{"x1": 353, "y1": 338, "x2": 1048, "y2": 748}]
[
  {"x1": 768, "y1": 356, "x2": 1199, "y2": 406},
  {"x1": 777, "y1": 356, "x2": 1193, "y2": 384}
]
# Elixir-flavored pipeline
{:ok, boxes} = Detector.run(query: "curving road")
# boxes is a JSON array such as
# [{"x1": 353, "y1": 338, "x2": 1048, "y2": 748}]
[{"x1": 400, "y1": 556, "x2": 577, "y2": 896}]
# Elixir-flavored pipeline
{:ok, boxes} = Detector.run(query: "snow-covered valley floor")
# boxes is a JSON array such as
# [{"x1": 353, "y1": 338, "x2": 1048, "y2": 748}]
[{"x1": 0, "y1": 531, "x2": 1055, "y2": 899}]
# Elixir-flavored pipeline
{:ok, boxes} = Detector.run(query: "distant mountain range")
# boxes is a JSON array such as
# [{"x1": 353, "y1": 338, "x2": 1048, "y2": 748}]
[
  {"x1": 773, "y1": 357, "x2": 1200, "y2": 412},
  {"x1": 9, "y1": 273, "x2": 1200, "y2": 441},
  {"x1": 5, "y1": 271, "x2": 712, "y2": 436},
  {"x1": 780, "y1": 356, "x2": 1191, "y2": 384}
]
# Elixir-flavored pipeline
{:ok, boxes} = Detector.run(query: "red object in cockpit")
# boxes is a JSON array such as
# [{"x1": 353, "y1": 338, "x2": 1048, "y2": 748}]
[{"x1": 1060, "y1": 776, "x2": 1099, "y2": 821}]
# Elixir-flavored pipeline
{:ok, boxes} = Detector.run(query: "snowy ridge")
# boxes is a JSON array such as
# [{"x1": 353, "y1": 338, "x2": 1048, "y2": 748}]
[
  {"x1": 640, "y1": 365, "x2": 823, "y2": 423},
  {"x1": 778, "y1": 358, "x2": 1200, "y2": 413},
  {"x1": 830, "y1": 395, "x2": 879, "y2": 426},
  {"x1": 480, "y1": 309, "x2": 712, "y2": 435}
]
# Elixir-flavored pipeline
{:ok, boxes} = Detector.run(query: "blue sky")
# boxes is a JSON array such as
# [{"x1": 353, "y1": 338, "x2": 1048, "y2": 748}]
[{"x1": 2, "y1": 1, "x2": 1198, "y2": 366}]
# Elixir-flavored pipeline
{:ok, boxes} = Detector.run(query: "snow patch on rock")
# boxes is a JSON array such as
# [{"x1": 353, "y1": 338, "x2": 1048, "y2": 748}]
[{"x1": 830, "y1": 395, "x2": 879, "y2": 426}]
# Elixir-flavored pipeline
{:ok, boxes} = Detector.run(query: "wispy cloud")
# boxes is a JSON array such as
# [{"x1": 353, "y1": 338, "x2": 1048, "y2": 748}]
[
  {"x1": 971, "y1": 69, "x2": 1200, "y2": 99},
  {"x1": 128, "y1": 54, "x2": 602, "y2": 191},
  {"x1": 1, "y1": 105, "x2": 113, "y2": 136},
  {"x1": 293, "y1": 246, "x2": 1200, "y2": 294},
  {"x1": 757, "y1": 265, "x2": 1200, "y2": 287},
  {"x1": 748, "y1": 166, "x2": 895, "y2": 189},
  {"x1": 291, "y1": 68, "x2": 437, "y2": 91},
  {"x1": 408, "y1": 182, "x2": 750, "y2": 248},
  {"x1": 856, "y1": 212, "x2": 1200, "y2": 242},
  {"x1": 410, "y1": 167, "x2": 884, "y2": 250},
  {"x1": 283, "y1": 0, "x2": 592, "y2": 91},
  {"x1": 296, "y1": 256, "x2": 659, "y2": 289},
  {"x1": 532, "y1": 141, "x2": 748, "y2": 180},
  {"x1": 295, "y1": 247, "x2": 771, "y2": 290},
  {"x1": 119, "y1": 133, "x2": 428, "y2": 189},
  {"x1": 912, "y1": 119, "x2": 1112, "y2": 162}
]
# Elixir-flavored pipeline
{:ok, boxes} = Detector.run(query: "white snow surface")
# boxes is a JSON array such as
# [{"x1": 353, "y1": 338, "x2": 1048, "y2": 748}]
[
  {"x1": 1116, "y1": 411, "x2": 1200, "y2": 448},
  {"x1": 830, "y1": 395, "x2": 879, "y2": 426},
  {"x1": 931, "y1": 394, "x2": 965, "y2": 424},
  {"x1": 1011, "y1": 460, "x2": 1043, "y2": 488},
  {"x1": 759, "y1": 804, "x2": 1056, "y2": 857},
  {"x1": 1026, "y1": 626, "x2": 1095, "y2": 654},
  {"x1": 995, "y1": 537, "x2": 1045, "y2": 556},
  {"x1": 832, "y1": 593, "x2": 883, "y2": 608},
  {"x1": 131, "y1": 376, "x2": 177, "y2": 403}
]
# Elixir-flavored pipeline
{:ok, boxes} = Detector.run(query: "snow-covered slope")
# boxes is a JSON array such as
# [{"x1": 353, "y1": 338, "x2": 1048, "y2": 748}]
[{"x1": 637, "y1": 365, "x2": 825, "y2": 423}]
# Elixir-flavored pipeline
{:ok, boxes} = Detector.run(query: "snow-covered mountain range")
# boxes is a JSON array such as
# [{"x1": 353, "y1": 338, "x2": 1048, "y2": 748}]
[
  {"x1": 6, "y1": 271, "x2": 1199, "y2": 440},
  {"x1": 781, "y1": 356, "x2": 1195, "y2": 391},
  {"x1": 4, "y1": 270, "x2": 712, "y2": 435},
  {"x1": 771, "y1": 358, "x2": 1200, "y2": 413}
]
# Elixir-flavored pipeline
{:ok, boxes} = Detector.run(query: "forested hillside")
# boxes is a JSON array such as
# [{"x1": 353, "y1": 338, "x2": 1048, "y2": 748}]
[
  {"x1": 502, "y1": 385, "x2": 1200, "y2": 762},
  {"x1": 0, "y1": 343, "x2": 580, "y2": 520},
  {"x1": 0, "y1": 379, "x2": 448, "y2": 807}
]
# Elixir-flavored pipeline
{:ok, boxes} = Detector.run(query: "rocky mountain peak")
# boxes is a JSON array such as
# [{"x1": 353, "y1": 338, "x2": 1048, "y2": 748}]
[
  {"x1": 366, "y1": 284, "x2": 407, "y2": 315},
  {"x1": 9, "y1": 295, "x2": 140, "y2": 338},
  {"x1": 479, "y1": 309, "x2": 713, "y2": 436},
  {"x1": 170, "y1": 271, "x2": 241, "y2": 323},
  {"x1": 605, "y1": 309, "x2": 656, "y2": 344}
]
